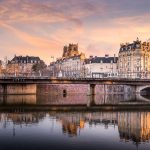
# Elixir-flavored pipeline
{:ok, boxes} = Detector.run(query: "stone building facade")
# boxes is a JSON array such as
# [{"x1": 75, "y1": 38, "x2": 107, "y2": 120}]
[
  {"x1": 7, "y1": 55, "x2": 42, "y2": 76},
  {"x1": 0, "y1": 60, "x2": 8, "y2": 76},
  {"x1": 84, "y1": 55, "x2": 118, "y2": 78},
  {"x1": 118, "y1": 38, "x2": 150, "y2": 78},
  {"x1": 50, "y1": 44, "x2": 86, "y2": 78}
]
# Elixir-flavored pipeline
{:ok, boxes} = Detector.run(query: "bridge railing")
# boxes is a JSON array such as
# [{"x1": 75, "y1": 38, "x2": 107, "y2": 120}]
[{"x1": 0, "y1": 76, "x2": 150, "y2": 81}]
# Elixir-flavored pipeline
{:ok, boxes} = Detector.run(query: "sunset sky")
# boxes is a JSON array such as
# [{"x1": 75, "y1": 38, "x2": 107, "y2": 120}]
[{"x1": 0, "y1": 0, "x2": 150, "y2": 64}]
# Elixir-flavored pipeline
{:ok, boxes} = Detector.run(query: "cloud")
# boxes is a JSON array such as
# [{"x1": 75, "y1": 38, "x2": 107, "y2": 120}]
[
  {"x1": 0, "y1": 0, "x2": 106, "y2": 26},
  {"x1": 1, "y1": 23, "x2": 58, "y2": 47},
  {"x1": 0, "y1": 0, "x2": 150, "y2": 63}
]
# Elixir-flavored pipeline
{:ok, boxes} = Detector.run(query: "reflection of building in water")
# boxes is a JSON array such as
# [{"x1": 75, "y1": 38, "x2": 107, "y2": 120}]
[
  {"x1": 7, "y1": 113, "x2": 45, "y2": 124},
  {"x1": 0, "y1": 113, "x2": 46, "y2": 127},
  {"x1": 52, "y1": 112, "x2": 118, "y2": 136},
  {"x1": 0, "y1": 112, "x2": 46, "y2": 136},
  {"x1": 51, "y1": 111, "x2": 150, "y2": 144},
  {"x1": 118, "y1": 112, "x2": 150, "y2": 143},
  {"x1": 84, "y1": 112, "x2": 117, "y2": 129},
  {"x1": 54, "y1": 113, "x2": 85, "y2": 137},
  {"x1": 62, "y1": 119, "x2": 85, "y2": 137}
]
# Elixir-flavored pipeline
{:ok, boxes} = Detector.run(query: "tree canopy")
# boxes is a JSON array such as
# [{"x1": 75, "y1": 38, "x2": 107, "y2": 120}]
[{"x1": 32, "y1": 61, "x2": 47, "y2": 73}]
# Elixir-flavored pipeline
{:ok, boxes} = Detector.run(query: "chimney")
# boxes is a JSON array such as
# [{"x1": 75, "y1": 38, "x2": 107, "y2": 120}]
[
  {"x1": 89, "y1": 55, "x2": 93, "y2": 59},
  {"x1": 114, "y1": 54, "x2": 116, "y2": 63},
  {"x1": 105, "y1": 54, "x2": 109, "y2": 58}
]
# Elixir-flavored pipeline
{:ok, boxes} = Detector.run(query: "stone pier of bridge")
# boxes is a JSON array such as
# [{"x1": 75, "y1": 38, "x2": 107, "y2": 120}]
[
  {"x1": 87, "y1": 84, "x2": 96, "y2": 107},
  {"x1": 0, "y1": 84, "x2": 37, "y2": 95},
  {"x1": 0, "y1": 81, "x2": 149, "y2": 96}
]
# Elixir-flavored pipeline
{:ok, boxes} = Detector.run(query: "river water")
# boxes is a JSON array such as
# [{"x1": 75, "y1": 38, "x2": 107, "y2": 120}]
[
  {"x1": 0, "y1": 84, "x2": 150, "y2": 150},
  {"x1": 0, "y1": 111, "x2": 150, "y2": 150}
]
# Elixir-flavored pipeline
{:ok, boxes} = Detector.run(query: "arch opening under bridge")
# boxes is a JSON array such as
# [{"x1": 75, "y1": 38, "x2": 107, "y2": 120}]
[
  {"x1": 135, "y1": 85, "x2": 150, "y2": 94},
  {"x1": 140, "y1": 87, "x2": 150, "y2": 96}
]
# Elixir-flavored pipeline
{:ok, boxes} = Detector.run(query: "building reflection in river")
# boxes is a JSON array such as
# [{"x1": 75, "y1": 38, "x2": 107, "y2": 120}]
[
  {"x1": 118, "y1": 112, "x2": 150, "y2": 143},
  {"x1": 0, "y1": 113, "x2": 46, "y2": 126},
  {"x1": 0, "y1": 111, "x2": 150, "y2": 144},
  {"x1": 51, "y1": 111, "x2": 150, "y2": 144}
]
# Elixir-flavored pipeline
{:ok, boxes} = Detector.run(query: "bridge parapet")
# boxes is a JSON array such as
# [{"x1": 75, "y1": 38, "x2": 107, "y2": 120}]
[{"x1": 0, "y1": 78, "x2": 149, "y2": 85}]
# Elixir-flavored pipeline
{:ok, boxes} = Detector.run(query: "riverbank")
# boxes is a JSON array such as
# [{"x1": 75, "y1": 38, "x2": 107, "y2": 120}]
[{"x1": 0, "y1": 104, "x2": 150, "y2": 112}]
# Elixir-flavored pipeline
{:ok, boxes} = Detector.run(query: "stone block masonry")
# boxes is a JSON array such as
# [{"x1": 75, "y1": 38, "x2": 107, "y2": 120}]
[
  {"x1": 0, "y1": 83, "x2": 141, "y2": 95},
  {"x1": 37, "y1": 84, "x2": 136, "y2": 96},
  {"x1": 0, "y1": 84, "x2": 37, "y2": 94}
]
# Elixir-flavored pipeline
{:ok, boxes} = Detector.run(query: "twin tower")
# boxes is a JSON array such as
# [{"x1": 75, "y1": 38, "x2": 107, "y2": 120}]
[{"x1": 62, "y1": 43, "x2": 79, "y2": 58}]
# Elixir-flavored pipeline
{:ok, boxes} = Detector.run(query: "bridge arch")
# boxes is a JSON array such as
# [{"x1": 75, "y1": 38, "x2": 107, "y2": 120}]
[{"x1": 136, "y1": 85, "x2": 150, "y2": 94}]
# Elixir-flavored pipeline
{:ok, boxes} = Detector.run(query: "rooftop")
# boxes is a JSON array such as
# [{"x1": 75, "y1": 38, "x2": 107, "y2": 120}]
[
  {"x1": 85, "y1": 55, "x2": 118, "y2": 64},
  {"x1": 10, "y1": 55, "x2": 41, "y2": 64}
]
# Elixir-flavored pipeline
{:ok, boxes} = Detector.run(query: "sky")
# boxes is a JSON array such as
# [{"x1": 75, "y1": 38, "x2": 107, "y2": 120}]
[{"x1": 0, "y1": 0, "x2": 150, "y2": 64}]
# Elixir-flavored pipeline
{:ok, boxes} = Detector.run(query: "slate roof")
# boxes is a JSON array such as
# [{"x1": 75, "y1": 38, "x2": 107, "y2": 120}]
[
  {"x1": 119, "y1": 38, "x2": 141, "y2": 53},
  {"x1": 10, "y1": 56, "x2": 41, "y2": 64},
  {"x1": 85, "y1": 56, "x2": 118, "y2": 64}
]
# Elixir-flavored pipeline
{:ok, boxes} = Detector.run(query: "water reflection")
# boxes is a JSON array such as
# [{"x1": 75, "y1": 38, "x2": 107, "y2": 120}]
[
  {"x1": 0, "y1": 112, "x2": 46, "y2": 126},
  {"x1": 0, "y1": 93, "x2": 149, "y2": 106},
  {"x1": 0, "y1": 111, "x2": 150, "y2": 148},
  {"x1": 52, "y1": 111, "x2": 150, "y2": 145},
  {"x1": 118, "y1": 112, "x2": 150, "y2": 143},
  {"x1": 0, "y1": 95, "x2": 36, "y2": 105}
]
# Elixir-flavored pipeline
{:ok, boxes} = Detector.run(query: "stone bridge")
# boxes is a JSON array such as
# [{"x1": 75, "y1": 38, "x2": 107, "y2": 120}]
[{"x1": 0, "y1": 77, "x2": 150, "y2": 95}]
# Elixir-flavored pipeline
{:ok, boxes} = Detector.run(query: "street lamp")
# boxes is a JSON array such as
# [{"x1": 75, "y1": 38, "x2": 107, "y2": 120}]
[{"x1": 50, "y1": 56, "x2": 55, "y2": 77}]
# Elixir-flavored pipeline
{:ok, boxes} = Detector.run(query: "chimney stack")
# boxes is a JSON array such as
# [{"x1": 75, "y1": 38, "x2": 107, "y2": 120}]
[{"x1": 114, "y1": 54, "x2": 116, "y2": 63}]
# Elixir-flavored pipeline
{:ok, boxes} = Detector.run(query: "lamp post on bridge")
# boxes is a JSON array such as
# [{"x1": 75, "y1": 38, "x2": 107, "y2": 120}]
[{"x1": 51, "y1": 56, "x2": 55, "y2": 77}]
